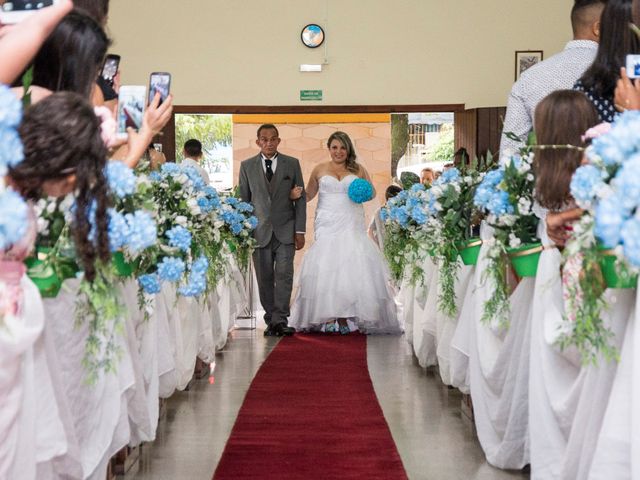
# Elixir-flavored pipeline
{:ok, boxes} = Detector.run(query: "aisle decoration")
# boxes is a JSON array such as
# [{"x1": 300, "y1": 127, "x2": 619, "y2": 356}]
[
  {"x1": 0, "y1": 83, "x2": 28, "y2": 249},
  {"x1": 561, "y1": 113, "x2": 640, "y2": 363},
  {"x1": 148, "y1": 163, "x2": 257, "y2": 299},
  {"x1": 473, "y1": 153, "x2": 538, "y2": 327},
  {"x1": 105, "y1": 161, "x2": 157, "y2": 272},
  {"x1": 217, "y1": 193, "x2": 258, "y2": 273},
  {"x1": 381, "y1": 182, "x2": 432, "y2": 285},
  {"x1": 147, "y1": 163, "x2": 217, "y2": 298},
  {"x1": 0, "y1": 83, "x2": 29, "y2": 325},
  {"x1": 425, "y1": 167, "x2": 483, "y2": 316},
  {"x1": 27, "y1": 196, "x2": 78, "y2": 297}
]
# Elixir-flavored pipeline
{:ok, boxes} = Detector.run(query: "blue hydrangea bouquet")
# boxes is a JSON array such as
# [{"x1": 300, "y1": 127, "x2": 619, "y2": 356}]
[
  {"x1": 560, "y1": 112, "x2": 640, "y2": 364},
  {"x1": 473, "y1": 153, "x2": 539, "y2": 328},
  {"x1": 147, "y1": 163, "x2": 258, "y2": 300},
  {"x1": 424, "y1": 167, "x2": 484, "y2": 317},
  {"x1": 380, "y1": 182, "x2": 433, "y2": 285},
  {"x1": 348, "y1": 178, "x2": 374, "y2": 203}
]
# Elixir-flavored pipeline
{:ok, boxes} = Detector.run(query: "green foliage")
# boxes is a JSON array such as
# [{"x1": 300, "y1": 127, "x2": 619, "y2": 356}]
[
  {"x1": 400, "y1": 171, "x2": 420, "y2": 190},
  {"x1": 480, "y1": 243, "x2": 511, "y2": 327},
  {"x1": 429, "y1": 124, "x2": 454, "y2": 163},
  {"x1": 175, "y1": 114, "x2": 232, "y2": 167},
  {"x1": 477, "y1": 153, "x2": 538, "y2": 328},
  {"x1": 470, "y1": 150, "x2": 496, "y2": 173},
  {"x1": 21, "y1": 66, "x2": 33, "y2": 109},
  {"x1": 76, "y1": 262, "x2": 125, "y2": 384},
  {"x1": 383, "y1": 223, "x2": 427, "y2": 285},
  {"x1": 560, "y1": 247, "x2": 616, "y2": 365},
  {"x1": 431, "y1": 171, "x2": 483, "y2": 316},
  {"x1": 501, "y1": 159, "x2": 538, "y2": 244},
  {"x1": 558, "y1": 217, "x2": 618, "y2": 365}
]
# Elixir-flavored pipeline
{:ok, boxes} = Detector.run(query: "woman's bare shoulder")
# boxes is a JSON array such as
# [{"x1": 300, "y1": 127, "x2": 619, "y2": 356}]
[{"x1": 310, "y1": 162, "x2": 331, "y2": 176}]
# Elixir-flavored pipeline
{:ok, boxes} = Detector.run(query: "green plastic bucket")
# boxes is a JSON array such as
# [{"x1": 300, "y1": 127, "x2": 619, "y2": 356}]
[
  {"x1": 598, "y1": 248, "x2": 638, "y2": 289},
  {"x1": 458, "y1": 238, "x2": 482, "y2": 266},
  {"x1": 24, "y1": 247, "x2": 62, "y2": 297},
  {"x1": 508, "y1": 242, "x2": 542, "y2": 278}
]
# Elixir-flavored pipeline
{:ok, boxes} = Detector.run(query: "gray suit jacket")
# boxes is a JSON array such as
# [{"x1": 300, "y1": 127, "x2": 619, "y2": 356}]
[{"x1": 238, "y1": 153, "x2": 307, "y2": 248}]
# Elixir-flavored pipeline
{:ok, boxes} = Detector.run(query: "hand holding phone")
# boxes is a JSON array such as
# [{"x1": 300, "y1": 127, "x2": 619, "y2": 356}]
[
  {"x1": 101, "y1": 54, "x2": 121, "y2": 88},
  {"x1": 626, "y1": 54, "x2": 640, "y2": 79},
  {"x1": 615, "y1": 66, "x2": 640, "y2": 112},
  {"x1": 116, "y1": 85, "x2": 146, "y2": 139},
  {"x1": 148, "y1": 72, "x2": 171, "y2": 106},
  {"x1": 0, "y1": 0, "x2": 59, "y2": 24},
  {"x1": 121, "y1": 91, "x2": 173, "y2": 169}
]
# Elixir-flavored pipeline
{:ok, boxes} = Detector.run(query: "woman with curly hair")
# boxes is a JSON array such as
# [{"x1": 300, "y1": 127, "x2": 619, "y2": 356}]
[{"x1": 8, "y1": 91, "x2": 111, "y2": 280}]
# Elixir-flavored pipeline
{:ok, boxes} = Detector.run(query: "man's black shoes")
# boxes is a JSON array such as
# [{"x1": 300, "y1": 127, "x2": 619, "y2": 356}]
[{"x1": 264, "y1": 323, "x2": 296, "y2": 337}]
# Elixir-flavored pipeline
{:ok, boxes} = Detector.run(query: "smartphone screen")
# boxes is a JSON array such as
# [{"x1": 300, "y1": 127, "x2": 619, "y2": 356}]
[
  {"x1": 101, "y1": 55, "x2": 120, "y2": 86},
  {"x1": 116, "y1": 85, "x2": 146, "y2": 138},
  {"x1": 0, "y1": 0, "x2": 57, "y2": 24},
  {"x1": 148, "y1": 72, "x2": 171, "y2": 105},
  {"x1": 627, "y1": 54, "x2": 640, "y2": 79}
]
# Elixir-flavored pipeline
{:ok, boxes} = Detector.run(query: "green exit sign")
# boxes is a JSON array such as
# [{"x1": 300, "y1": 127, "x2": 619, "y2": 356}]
[{"x1": 300, "y1": 89, "x2": 323, "y2": 101}]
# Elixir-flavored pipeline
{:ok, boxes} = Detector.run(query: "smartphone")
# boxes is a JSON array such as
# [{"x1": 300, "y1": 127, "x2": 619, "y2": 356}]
[
  {"x1": 116, "y1": 85, "x2": 146, "y2": 139},
  {"x1": 101, "y1": 54, "x2": 121, "y2": 88},
  {"x1": 0, "y1": 0, "x2": 58, "y2": 24},
  {"x1": 148, "y1": 72, "x2": 171, "y2": 106},
  {"x1": 626, "y1": 54, "x2": 640, "y2": 79}
]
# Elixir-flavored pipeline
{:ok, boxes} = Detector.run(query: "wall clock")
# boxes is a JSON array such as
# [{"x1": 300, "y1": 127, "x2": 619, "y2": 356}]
[{"x1": 301, "y1": 24, "x2": 325, "y2": 48}]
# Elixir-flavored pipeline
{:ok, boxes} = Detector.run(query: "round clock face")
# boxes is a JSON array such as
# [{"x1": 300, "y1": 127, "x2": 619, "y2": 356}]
[{"x1": 301, "y1": 24, "x2": 325, "y2": 48}]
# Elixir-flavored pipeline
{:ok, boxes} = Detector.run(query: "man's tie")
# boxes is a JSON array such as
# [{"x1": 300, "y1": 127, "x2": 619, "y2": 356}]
[{"x1": 265, "y1": 159, "x2": 274, "y2": 182}]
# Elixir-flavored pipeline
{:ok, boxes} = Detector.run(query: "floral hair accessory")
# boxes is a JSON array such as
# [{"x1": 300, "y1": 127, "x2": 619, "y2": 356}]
[
  {"x1": 94, "y1": 106, "x2": 118, "y2": 148},
  {"x1": 581, "y1": 122, "x2": 611, "y2": 143}
]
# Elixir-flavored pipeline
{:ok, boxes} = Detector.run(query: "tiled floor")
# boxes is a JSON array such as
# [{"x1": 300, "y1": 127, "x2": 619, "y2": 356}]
[{"x1": 129, "y1": 329, "x2": 528, "y2": 480}]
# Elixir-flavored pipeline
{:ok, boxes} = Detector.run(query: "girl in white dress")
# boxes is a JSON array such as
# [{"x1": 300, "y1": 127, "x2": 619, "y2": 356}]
[
  {"x1": 528, "y1": 90, "x2": 632, "y2": 480},
  {"x1": 289, "y1": 131, "x2": 401, "y2": 335}
]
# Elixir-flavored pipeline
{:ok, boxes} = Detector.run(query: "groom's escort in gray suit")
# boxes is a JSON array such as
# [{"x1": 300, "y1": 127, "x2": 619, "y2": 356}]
[{"x1": 239, "y1": 148, "x2": 306, "y2": 335}]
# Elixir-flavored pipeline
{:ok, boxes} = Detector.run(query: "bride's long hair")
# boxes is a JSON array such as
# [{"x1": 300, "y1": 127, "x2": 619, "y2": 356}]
[{"x1": 327, "y1": 131, "x2": 359, "y2": 174}]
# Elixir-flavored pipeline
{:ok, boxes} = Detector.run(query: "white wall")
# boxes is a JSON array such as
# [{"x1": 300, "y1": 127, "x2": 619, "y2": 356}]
[{"x1": 108, "y1": 0, "x2": 574, "y2": 109}]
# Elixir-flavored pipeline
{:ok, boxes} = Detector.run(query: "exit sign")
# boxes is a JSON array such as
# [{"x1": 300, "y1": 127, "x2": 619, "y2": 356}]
[{"x1": 300, "y1": 89, "x2": 323, "y2": 101}]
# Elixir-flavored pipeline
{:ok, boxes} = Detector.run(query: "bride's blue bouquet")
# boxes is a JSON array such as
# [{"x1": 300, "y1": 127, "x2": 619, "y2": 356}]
[{"x1": 348, "y1": 178, "x2": 374, "y2": 203}]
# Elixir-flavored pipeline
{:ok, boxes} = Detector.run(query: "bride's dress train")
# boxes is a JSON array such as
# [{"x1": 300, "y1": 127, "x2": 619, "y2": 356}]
[{"x1": 290, "y1": 175, "x2": 401, "y2": 334}]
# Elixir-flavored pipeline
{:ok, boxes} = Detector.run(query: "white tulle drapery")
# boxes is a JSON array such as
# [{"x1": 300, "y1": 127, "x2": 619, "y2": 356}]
[
  {"x1": 3, "y1": 261, "x2": 247, "y2": 480},
  {"x1": 396, "y1": 218, "x2": 639, "y2": 478}
]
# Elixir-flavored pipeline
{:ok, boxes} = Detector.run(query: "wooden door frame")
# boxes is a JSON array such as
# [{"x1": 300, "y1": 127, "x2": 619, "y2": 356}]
[{"x1": 160, "y1": 104, "x2": 466, "y2": 160}]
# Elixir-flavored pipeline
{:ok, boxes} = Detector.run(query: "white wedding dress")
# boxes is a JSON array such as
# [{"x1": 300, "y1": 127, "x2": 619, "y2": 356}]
[{"x1": 289, "y1": 174, "x2": 401, "y2": 334}]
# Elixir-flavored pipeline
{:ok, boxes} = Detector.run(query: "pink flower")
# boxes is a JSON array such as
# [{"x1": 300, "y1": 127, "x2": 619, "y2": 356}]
[
  {"x1": 581, "y1": 123, "x2": 611, "y2": 142},
  {"x1": 0, "y1": 283, "x2": 22, "y2": 318},
  {"x1": 562, "y1": 252, "x2": 584, "y2": 323},
  {"x1": 94, "y1": 106, "x2": 118, "y2": 148}
]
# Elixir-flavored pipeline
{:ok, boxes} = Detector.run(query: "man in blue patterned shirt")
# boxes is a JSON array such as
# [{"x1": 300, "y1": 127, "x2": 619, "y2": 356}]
[{"x1": 499, "y1": 0, "x2": 605, "y2": 157}]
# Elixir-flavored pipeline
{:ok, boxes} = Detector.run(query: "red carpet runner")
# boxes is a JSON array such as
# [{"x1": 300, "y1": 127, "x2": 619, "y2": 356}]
[{"x1": 213, "y1": 333, "x2": 408, "y2": 479}]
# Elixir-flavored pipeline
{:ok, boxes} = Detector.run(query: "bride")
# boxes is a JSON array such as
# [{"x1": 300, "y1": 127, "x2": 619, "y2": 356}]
[{"x1": 289, "y1": 131, "x2": 401, "y2": 335}]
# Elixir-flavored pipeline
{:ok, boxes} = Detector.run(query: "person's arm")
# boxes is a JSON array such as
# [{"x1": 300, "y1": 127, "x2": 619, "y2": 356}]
[
  {"x1": 292, "y1": 158, "x2": 307, "y2": 250},
  {"x1": 614, "y1": 67, "x2": 640, "y2": 111},
  {"x1": 0, "y1": 0, "x2": 73, "y2": 84},
  {"x1": 546, "y1": 208, "x2": 583, "y2": 247},
  {"x1": 499, "y1": 81, "x2": 531, "y2": 159},
  {"x1": 305, "y1": 165, "x2": 321, "y2": 201},
  {"x1": 359, "y1": 165, "x2": 377, "y2": 199},
  {"x1": 123, "y1": 93, "x2": 173, "y2": 168},
  {"x1": 238, "y1": 162, "x2": 251, "y2": 203},
  {"x1": 367, "y1": 213, "x2": 378, "y2": 243}
]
